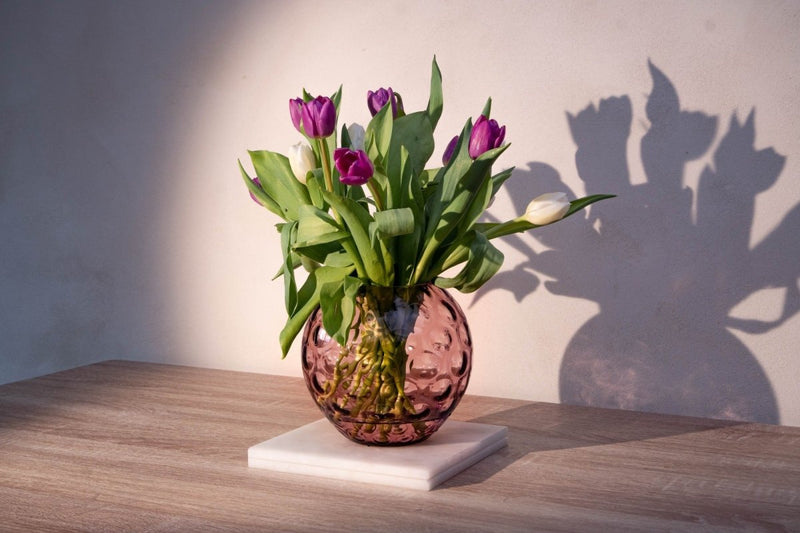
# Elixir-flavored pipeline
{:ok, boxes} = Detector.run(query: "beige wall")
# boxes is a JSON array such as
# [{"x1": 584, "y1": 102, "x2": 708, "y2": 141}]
[{"x1": 2, "y1": 0, "x2": 799, "y2": 425}]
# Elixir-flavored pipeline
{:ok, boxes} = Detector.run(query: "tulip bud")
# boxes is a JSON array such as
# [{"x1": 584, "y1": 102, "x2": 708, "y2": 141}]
[
  {"x1": 289, "y1": 98, "x2": 304, "y2": 133},
  {"x1": 249, "y1": 177, "x2": 264, "y2": 205},
  {"x1": 524, "y1": 192, "x2": 571, "y2": 225},
  {"x1": 288, "y1": 142, "x2": 315, "y2": 184},
  {"x1": 347, "y1": 123, "x2": 366, "y2": 151},
  {"x1": 297, "y1": 95, "x2": 336, "y2": 138},
  {"x1": 442, "y1": 135, "x2": 459, "y2": 165},
  {"x1": 367, "y1": 87, "x2": 403, "y2": 118},
  {"x1": 334, "y1": 148, "x2": 374, "y2": 186},
  {"x1": 468, "y1": 115, "x2": 506, "y2": 159}
]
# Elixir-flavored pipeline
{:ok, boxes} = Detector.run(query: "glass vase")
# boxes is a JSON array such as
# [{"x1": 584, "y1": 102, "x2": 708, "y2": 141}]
[{"x1": 301, "y1": 283, "x2": 472, "y2": 445}]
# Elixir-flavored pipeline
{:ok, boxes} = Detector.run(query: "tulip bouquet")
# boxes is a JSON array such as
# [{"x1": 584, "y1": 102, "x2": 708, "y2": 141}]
[{"x1": 240, "y1": 58, "x2": 612, "y2": 359}]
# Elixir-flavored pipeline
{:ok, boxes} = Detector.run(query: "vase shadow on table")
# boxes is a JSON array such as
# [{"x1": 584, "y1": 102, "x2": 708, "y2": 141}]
[
  {"x1": 471, "y1": 61, "x2": 798, "y2": 427},
  {"x1": 438, "y1": 403, "x2": 745, "y2": 489}
]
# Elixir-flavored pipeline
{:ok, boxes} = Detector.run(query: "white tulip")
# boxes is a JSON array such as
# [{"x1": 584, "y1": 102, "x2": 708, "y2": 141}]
[
  {"x1": 524, "y1": 192, "x2": 571, "y2": 225},
  {"x1": 288, "y1": 142, "x2": 315, "y2": 184},
  {"x1": 347, "y1": 123, "x2": 366, "y2": 151}
]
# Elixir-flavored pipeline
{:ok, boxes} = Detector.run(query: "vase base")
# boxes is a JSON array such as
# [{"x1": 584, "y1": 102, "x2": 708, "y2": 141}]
[
  {"x1": 248, "y1": 419, "x2": 507, "y2": 490},
  {"x1": 326, "y1": 416, "x2": 444, "y2": 446}
]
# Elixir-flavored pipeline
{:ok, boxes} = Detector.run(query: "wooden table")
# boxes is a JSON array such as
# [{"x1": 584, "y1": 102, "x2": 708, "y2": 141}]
[{"x1": 1, "y1": 361, "x2": 798, "y2": 532}]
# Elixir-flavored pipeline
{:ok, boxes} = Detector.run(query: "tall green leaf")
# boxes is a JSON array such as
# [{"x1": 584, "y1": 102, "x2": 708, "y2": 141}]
[
  {"x1": 280, "y1": 221, "x2": 298, "y2": 314},
  {"x1": 319, "y1": 275, "x2": 363, "y2": 346},
  {"x1": 365, "y1": 103, "x2": 393, "y2": 166},
  {"x1": 414, "y1": 128, "x2": 509, "y2": 282},
  {"x1": 385, "y1": 112, "x2": 434, "y2": 195},
  {"x1": 248, "y1": 150, "x2": 311, "y2": 220},
  {"x1": 321, "y1": 189, "x2": 387, "y2": 284},
  {"x1": 427, "y1": 56, "x2": 443, "y2": 130}
]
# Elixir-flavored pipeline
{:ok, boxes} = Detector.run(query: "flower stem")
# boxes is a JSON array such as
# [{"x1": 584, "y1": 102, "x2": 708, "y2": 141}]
[
  {"x1": 367, "y1": 180, "x2": 385, "y2": 211},
  {"x1": 317, "y1": 138, "x2": 335, "y2": 194},
  {"x1": 317, "y1": 137, "x2": 347, "y2": 228}
]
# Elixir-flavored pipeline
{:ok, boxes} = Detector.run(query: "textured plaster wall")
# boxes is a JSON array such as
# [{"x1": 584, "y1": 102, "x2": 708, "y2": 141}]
[{"x1": 2, "y1": 0, "x2": 799, "y2": 425}]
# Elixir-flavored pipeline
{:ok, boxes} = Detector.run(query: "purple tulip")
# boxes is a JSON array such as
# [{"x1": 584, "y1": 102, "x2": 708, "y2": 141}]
[
  {"x1": 468, "y1": 115, "x2": 506, "y2": 159},
  {"x1": 249, "y1": 177, "x2": 264, "y2": 205},
  {"x1": 289, "y1": 98, "x2": 304, "y2": 133},
  {"x1": 442, "y1": 135, "x2": 459, "y2": 165},
  {"x1": 291, "y1": 95, "x2": 336, "y2": 138},
  {"x1": 367, "y1": 87, "x2": 403, "y2": 118},
  {"x1": 334, "y1": 148, "x2": 374, "y2": 186}
]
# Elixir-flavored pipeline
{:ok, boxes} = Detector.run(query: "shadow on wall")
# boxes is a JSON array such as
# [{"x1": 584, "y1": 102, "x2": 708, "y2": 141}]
[{"x1": 476, "y1": 61, "x2": 798, "y2": 425}]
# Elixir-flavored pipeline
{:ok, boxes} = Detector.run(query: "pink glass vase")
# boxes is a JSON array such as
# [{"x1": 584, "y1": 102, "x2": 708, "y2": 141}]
[{"x1": 301, "y1": 283, "x2": 472, "y2": 445}]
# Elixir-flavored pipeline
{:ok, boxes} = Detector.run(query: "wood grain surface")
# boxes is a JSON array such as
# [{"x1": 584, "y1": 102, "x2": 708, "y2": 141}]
[{"x1": 1, "y1": 360, "x2": 798, "y2": 532}]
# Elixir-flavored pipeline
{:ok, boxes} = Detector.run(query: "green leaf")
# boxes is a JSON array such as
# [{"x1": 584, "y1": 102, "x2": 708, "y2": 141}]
[
  {"x1": 319, "y1": 279, "x2": 345, "y2": 344},
  {"x1": 271, "y1": 252, "x2": 302, "y2": 281},
  {"x1": 481, "y1": 97, "x2": 492, "y2": 117},
  {"x1": 238, "y1": 160, "x2": 283, "y2": 218},
  {"x1": 477, "y1": 194, "x2": 618, "y2": 239},
  {"x1": 321, "y1": 189, "x2": 386, "y2": 284},
  {"x1": 278, "y1": 265, "x2": 354, "y2": 358},
  {"x1": 279, "y1": 289, "x2": 316, "y2": 358},
  {"x1": 490, "y1": 167, "x2": 515, "y2": 198},
  {"x1": 435, "y1": 232, "x2": 504, "y2": 293},
  {"x1": 339, "y1": 276, "x2": 362, "y2": 342},
  {"x1": 248, "y1": 150, "x2": 311, "y2": 220},
  {"x1": 280, "y1": 221, "x2": 298, "y2": 314},
  {"x1": 330, "y1": 84, "x2": 343, "y2": 111},
  {"x1": 386, "y1": 111, "x2": 434, "y2": 188},
  {"x1": 564, "y1": 193, "x2": 617, "y2": 217},
  {"x1": 427, "y1": 56, "x2": 443, "y2": 130},
  {"x1": 365, "y1": 102, "x2": 393, "y2": 165},
  {"x1": 413, "y1": 123, "x2": 510, "y2": 283},
  {"x1": 373, "y1": 208, "x2": 415, "y2": 237},
  {"x1": 450, "y1": 166, "x2": 516, "y2": 245},
  {"x1": 367, "y1": 207, "x2": 415, "y2": 285},
  {"x1": 305, "y1": 172, "x2": 327, "y2": 210},
  {"x1": 295, "y1": 205, "x2": 347, "y2": 248},
  {"x1": 369, "y1": 171, "x2": 390, "y2": 206},
  {"x1": 393, "y1": 146, "x2": 424, "y2": 284},
  {"x1": 323, "y1": 251, "x2": 355, "y2": 268},
  {"x1": 340, "y1": 123, "x2": 352, "y2": 149},
  {"x1": 319, "y1": 276, "x2": 363, "y2": 347}
]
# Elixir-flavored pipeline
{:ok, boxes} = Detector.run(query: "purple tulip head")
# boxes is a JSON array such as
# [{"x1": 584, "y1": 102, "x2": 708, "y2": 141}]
[
  {"x1": 367, "y1": 87, "x2": 403, "y2": 118},
  {"x1": 468, "y1": 115, "x2": 506, "y2": 159},
  {"x1": 289, "y1": 98, "x2": 304, "y2": 133},
  {"x1": 334, "y1": 148, "x2": 374, "y2": 186},
  {"x1": 291, "y1": 95, "x2": 336, "y2": 138},
  {"x1": 442, "y1": 135, "x2": 459, "y2": 165}
]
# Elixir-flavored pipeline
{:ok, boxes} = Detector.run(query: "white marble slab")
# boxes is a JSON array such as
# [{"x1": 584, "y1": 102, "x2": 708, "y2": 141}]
[{"x1": 248, "y1": 418, "x2": 508, "y2": 490}]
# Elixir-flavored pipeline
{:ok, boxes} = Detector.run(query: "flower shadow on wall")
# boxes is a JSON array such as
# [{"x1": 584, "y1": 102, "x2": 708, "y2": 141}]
[{"x1": 479, "y1": 61, "x2": 798, "y2": 424}]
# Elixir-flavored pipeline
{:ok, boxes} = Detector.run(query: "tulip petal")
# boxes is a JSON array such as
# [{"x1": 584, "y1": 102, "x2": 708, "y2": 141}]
[
  {"x1": 334, "y1": 148, "x2": 373, "y2": 186},
  {"x1": 524, "y1": 192, "x2": 571, "y2": 225},
  {"x1": 442, "y1": 135, "x2": 459, "y2": 165},
  {"x1": 318, "y1": 97, "x2": 336, "y2": 137},
  {"x1": 289, "y1": 98, "x2": 304, "y2": 133}
]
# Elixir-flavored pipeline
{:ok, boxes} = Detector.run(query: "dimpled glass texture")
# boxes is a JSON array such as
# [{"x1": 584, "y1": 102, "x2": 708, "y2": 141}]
[{"x1": 301, "y1": 284, "x2": 472, "y2": 445}]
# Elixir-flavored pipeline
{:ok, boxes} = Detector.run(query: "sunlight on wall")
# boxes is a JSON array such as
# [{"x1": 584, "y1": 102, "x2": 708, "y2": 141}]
[{"x1": 154, "y1": 0, "x2": 800, "y2": 425}]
